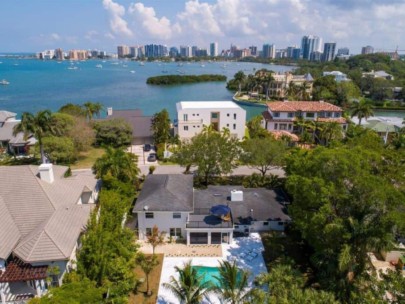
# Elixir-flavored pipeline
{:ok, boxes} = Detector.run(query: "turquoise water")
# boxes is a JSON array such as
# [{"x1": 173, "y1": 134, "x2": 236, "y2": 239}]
[
  {"x1": 0, "y1": 56, "x2": 290, "y2": 120},
  {"x1": 193, "y1": 266, "x2": 221, "y2": 287}
]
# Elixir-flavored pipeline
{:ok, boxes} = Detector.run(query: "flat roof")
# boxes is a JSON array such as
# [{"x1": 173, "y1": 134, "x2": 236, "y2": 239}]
[{"x1": 177, "y1": 101, "x2": 243, "y2": 110}]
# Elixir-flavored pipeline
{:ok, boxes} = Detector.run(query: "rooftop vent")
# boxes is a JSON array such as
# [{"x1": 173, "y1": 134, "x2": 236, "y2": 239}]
[{"x1": 231, "y1": 189, "x2": 243, "y2": 202}]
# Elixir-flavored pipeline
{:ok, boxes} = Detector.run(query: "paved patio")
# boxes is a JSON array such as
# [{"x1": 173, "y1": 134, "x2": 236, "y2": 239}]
[
  {"x1": 156, "y1": 233, "x2": 267, "y2": 304},
  {"x1": 138, "y1": 242, "x2": 222, "y2": 257}
]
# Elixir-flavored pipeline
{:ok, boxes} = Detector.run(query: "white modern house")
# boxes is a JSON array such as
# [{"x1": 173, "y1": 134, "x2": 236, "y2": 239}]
[
  {"x1": 133, "y1": 175, "x2": 290, "y2": 246},
  {"x1": 0, "y1": 164, "x2": 99, "y2": 303},
  {"x1": 261, "y1": 101, "x2": 348, "y2": 134},
  {"x1": 174, "y1": 101, "x2": 246, "y2": 140},
  {"x1": 323, "y1": 71, "x2": 350, "y2": 82}
]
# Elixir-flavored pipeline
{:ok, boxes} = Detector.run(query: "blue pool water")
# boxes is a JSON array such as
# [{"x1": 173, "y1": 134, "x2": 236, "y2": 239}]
[{"x1": 193, "y1": 266, "x2": 221, "y2": 287}]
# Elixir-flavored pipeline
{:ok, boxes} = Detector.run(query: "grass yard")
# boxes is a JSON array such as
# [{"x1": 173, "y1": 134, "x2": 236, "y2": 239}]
[
  {"x1": 129, "y1": 254, "x2": 164, "y2": 304},
  {"x1": 70, "y1": 147, "x2": 105, "y2": 169}
]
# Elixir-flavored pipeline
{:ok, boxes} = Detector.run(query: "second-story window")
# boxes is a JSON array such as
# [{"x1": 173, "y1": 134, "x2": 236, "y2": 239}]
[
  {"x1": 274, "y1": 112, "x2": 280, "y2": 117},
  {"x1": 145, "y1": 212, "x2": 154, "y2": 219},
  {"x1": 306, "y1": 112, "x2": 315, "y2": 118},
  {"x1": 234, "y1": 113, "x2": 237, "y2": 119},
  {"x1": 184, "y1": 126, "x2": 188, "y2": 131},
  {"x1": 173, "y1": 213, "x2": 181, "y2": 219},
  {"x1": 287, "y1": 112, "x2": 294, "y2": 118},
  {"x1": 183, "y1": 114, "x2": 188, "y2": 121},
  {"x1": 233, "y1": 124, "x2": 236, "y2": 130}
]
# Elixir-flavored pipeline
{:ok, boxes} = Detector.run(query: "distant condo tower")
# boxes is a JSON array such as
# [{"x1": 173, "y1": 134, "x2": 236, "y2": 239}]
[
  {"x1": 361, "y1": 45, "x2": 374, "y2": 55},
  {"x1": 210, "y1": 42, "x2": 218, "y2": 57},
  {"x1": 322, "y1": 42, "x2": 336, "y2": 62},
  {"x1": 301, "y1": 35, "x2": 322, "y2": 60}
]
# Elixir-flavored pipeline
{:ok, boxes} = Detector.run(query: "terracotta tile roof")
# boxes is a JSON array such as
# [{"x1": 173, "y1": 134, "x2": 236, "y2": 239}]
[{"x1": 267, "y1": 101, "x2": 342, "y2": 112}]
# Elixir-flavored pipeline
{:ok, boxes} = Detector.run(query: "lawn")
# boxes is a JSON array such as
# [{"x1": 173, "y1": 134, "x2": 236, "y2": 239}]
[
  {"x1": 70, "y1": 147, "x2": 105, "y2": 169},
  {"x1": 129, "y1": 254, "x2": 164, "y2": 304}
]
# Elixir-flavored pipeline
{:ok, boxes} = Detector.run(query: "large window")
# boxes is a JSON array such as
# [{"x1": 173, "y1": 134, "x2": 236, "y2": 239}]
[
  {"x1": 173, "y1": 212, "x2": 181, "y2": 219},
  {"x1": 273, "y1": 112, "x2": 280, "y2": 117},
  {"x1": 183, "y1": 114, "x2": 188, "y2": 121},
  {"x1": 287, "y1": 112, "x2": 294, "y2": 118},
  {"x1": 211, "y1": 112, "x2": 218, "y2": 119},
  {"x1": 145, "y1": 212, "x2": 154, "y2": 219},
  {"x1": 306, "y1": 112, "x2": 315, "y2": 118},
  {"x1": 184, "y1": 126, "x2": 189, "y2": 131},
  {"x1": 170, "y1": 228, "x2": 182, "y2": 237}
]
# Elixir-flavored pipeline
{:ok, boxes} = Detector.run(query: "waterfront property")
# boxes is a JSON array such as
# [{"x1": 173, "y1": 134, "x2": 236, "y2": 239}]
[
  {"x1": 174, "y1": 101, "x2": 246, "y2": 140},
  {"x1": 322, "y1": 71, "x2": 350, "y2": 82},
  {"x1": 261, "y1": 101, "x2": 348, "y2": 134},
  {"x1": 105, "y1": 107, "x2": 153, "y2": 144},
  {"x1": 0, "y1": 164, "x2": 99, "y2": 303},
  {"x1": 0, "y1": 111, "x2": 36, "y2": 156},
  {"x1": 132, "y1": 174, "x2": 290, "y2": 246},
  {"x1": 267, "y1": 72, "x2": 314, "y2": 99},
  {"x1": 362, "y1": 70, "x2": 394, "y2": 80}
]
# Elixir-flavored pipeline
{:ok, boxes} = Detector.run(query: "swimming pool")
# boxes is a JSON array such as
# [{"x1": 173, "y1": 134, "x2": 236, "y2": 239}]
[{"x1": 192, "y1": 266, "x2": 221, "y2": 287}]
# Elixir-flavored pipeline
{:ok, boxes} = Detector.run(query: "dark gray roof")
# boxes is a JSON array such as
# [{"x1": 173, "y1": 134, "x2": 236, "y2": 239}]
[
  {"x1": 106, "y1": 109, "x2": 153, "y2": 138},
  {"x1": 194, "y1": 186, "x2": 290, "y2": 224},
  {"x1": 133, "y1": 174, "x2": 194, "y2": 212}
]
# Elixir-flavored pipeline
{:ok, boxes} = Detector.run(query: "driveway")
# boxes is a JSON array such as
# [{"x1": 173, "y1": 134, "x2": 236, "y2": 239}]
[{"x1": 127, "y1": 145, "x2": 159, "y2": 167}]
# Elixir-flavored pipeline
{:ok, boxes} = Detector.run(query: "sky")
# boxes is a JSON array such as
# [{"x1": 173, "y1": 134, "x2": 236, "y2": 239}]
[{"x1": 1, "y1": 0, "x2": 404, "y2": 54}]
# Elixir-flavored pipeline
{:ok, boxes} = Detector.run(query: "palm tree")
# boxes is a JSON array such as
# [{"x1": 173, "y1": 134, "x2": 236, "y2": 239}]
[
  {"x1": 92, "y1": 102, "x2": 104, "y2": 119},
  {"x1": 136, "y1": 253, "x2": 159, "y2": 296},
  {"x1": 83, "y1": 102, "x2": 98, "y2": 121},
  {"x1": 350, "y1": 99, "x2": 374, "y2": 125},
  {"x1": 13, "y1": 110, "x2": 59, "y2": 163},
  {"x1": 163, "y1": 261, "x2": 212, "y2": 304},
  {"x1": 234, "y1": 71, "x2": 246, "y2": 96},
  {"x1": 92, "y1": 147, "x2": 139, "y2": 183},
  {"x1": 320, "y1": 122, "x2": 343, "y2": 146},
  {"x1": 213, "y1": 260, "x2": 250, "y2": 304}
]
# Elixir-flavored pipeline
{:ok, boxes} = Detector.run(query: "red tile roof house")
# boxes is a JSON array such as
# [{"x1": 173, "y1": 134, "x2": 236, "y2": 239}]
[
  {"x1": 261, "y1": 101, "x2": 348, "y2": 136},
  {"x1": 0, "y1": 164, "x2": 100, "y2": 303}
]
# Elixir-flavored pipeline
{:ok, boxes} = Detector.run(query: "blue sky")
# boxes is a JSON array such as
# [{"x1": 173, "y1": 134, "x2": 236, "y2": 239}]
[{"x1": 1, "y1": 0, "x2": 404, "y2": 54}]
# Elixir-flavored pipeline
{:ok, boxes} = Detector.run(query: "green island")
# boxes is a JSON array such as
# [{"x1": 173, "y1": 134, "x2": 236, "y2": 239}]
[{"x1": 146, "y1": 74, "x2": 226, "y2": 85}]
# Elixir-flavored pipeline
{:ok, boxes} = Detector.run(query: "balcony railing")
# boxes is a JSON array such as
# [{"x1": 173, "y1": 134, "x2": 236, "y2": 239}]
[{"x1": 186, "y1": 221, "x2": 233, "y2": 229}]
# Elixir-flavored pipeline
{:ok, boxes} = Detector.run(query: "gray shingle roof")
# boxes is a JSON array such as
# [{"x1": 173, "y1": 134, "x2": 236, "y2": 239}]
[
  {"x1": 106, "y1": 109, "x2": 153, "y2": 138},
  {"x1": 194, "y1": 186, "x2": 290, "y2": 224},
  {"x1": 0, "y1": 166, "x2": 97, "y2": 262},
  {"x1": 133, "y1": 174, "x2": 194, "y2": 212},
  {"x1": 0, "y1": 120, "x2": 36, "y2": 145}
]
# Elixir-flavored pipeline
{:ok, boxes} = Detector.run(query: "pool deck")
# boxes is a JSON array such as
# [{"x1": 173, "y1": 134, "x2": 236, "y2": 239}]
[{"x1": 156, "y1": 233, "x2": 267, "y2": 304}]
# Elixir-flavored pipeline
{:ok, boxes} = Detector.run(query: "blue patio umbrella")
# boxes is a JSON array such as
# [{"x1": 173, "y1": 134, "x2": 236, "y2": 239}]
[{"x1": 210, "y1": 205, "x2": 231, "y2": 216}]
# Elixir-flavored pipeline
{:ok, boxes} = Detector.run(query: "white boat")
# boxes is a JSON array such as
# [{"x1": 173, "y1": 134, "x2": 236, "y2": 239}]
[
  {"x1": 0, "y1": 79, "x2": 10, "y2": 85},
  {"x1": 96, "y1": 64, "x2": 103, "y2": 68},
  {"x1": 130, "y1": 70, "x2": 135, "y2": 74},
  {"x1": 67, "y1": 66, "x2": 78, "y2": 70},
  {"x1": 139, "y1": 62, "x2": 145, "y2": 66},
  {"x1": 200, "y1": 64, "x2": 205, "y2": 67}
]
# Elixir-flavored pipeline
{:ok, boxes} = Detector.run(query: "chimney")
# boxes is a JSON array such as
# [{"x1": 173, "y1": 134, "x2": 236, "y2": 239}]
[
  {"x1": 107, "y1": 107, "x2": 113, "y2": 116},
  {"x1": 231, "y1": 189, "x2": 243, "y2": 202},
  {"x1": 39, "y1": 163, "x2": 54, "y2": 183}
]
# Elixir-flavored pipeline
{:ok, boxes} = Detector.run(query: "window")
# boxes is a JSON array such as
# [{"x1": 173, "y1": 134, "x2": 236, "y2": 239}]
[
  {"x1": 274, "y1": 123, "x2": 278, "y2": 130},
  {"x1": 197, "y1": 113, "x2": 199, "y2": 116},
  {"x1": 145, "y1": 212, "x2": 154, "y2": 219},
  {"x1": 319, "y1": 111, "x2": 325, "y2": 118},
  {"x1": 227, "y1": 113, "x2": 230, "y2": 117},
  {"x1": 173, "y1": 213, "x2": 181, "y2": 219},
  {"x1": 263, "y1": 222, "x2": 269, "y2": 226},
  {"x1": 192, "y1": 113, "x2": 195, "y2": 116},
  {"x1": 170, "y1": 228, "x2": 182, "y2": 237},
  {"x1": 334, "y1": 112, "x2": 341, "y2": 118},
  {"x1": 193, "y1": 125, "x2": 195, "y2": 128},
  {"x1": 183, "y1": 114, "x2": 188, "y2": 121},
  {"x1": 288, "y1": 124, "x2": 292, "y2": 130},
  {"x1": 211, "y1": 112, "x2": 218, "y2": 119},
  {"x1": 327, "y1": 112, "x2": 332, "y2": 117},
  {"x1": 234, "y1": 225, "x2": 239, "y2": 229},
  {"x1": 278, "y1": 221, "x2": 284, "y2": 226},
  {"x1": 274, "y1": 112, "x2": 280, "y2": 117},
  {"x1": 233, "y1": 124, "x2": 236, "y2": 130},
  {"x1": 233, "y1": 113, "x2": 237, "y2": 119},
  {"x1": 306, "y1": 112, "x2": 315, "y2": 118},
  {"x1": 226, "y1": 123, "x2": 229, "y2": 127},
  {"x1": 287, "y1": 112, "x2": 294, "y2": 118},
  {"x1": 184, "y1": 126, "x2": 188, "y2": 131},
  {"x1": 280, "y1": 124, "x2": 287, "y2": 130},
  {"x1": 146, "y1": 228, "x2": 152, "y2": 236}
]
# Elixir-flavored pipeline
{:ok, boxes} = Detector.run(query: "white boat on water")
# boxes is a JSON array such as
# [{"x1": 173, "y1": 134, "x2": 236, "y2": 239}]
[
  {"x1": 139, "y1": 62, "x2": 145, "y2": 66},
  {"x1": 96, "y1": 64, "x2": 103, "y2": 68},
  {"x1": 67, "y1": 66, "x2": 78, "y2": 70},
  {"x1": 0, "y1": 79, "x2": 10, "y2": 85},
  {"x1": 130, "y1": 70, "x2": 135, "y2": 74}
]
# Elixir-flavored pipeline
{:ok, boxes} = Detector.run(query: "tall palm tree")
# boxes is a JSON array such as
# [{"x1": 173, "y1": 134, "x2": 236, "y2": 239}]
[
  {"x1": 319, "y1": 121, "x2": 343, "y2": 146},
  {"x1": 83, "y1": 102, "x2": 98, "y2": 121},
  {"x1": 92, "y1": 147, "x2": 139, "y2": 183},
  {"x1": 163, "y1": 261, "x2": 212, "y2": 304},
  {"x1": 350, "y1": 99, "x2": 374, "y2": 125},
  {"x1": 92, "y1": 102, "x2": 104, "y2": 119},
  {"x1": 13, "y1": 110, "x2": 59, "y2": 163},
  {"x1": 234, "y1": 71, "x2": 246, "y2": 95},
  {"x1": 213, "y1": 260, "x2": 250, "y2": 304}
]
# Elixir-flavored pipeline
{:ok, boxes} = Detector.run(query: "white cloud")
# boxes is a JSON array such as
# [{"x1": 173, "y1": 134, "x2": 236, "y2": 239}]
[
  {"x1": 128, "y1": 2, "x2": 173, "y2": 40},
  {"x1": 85, "y1": 30, "x2": 99, "y2": 41},
  {"x1": 102, "y1": 0, "x2": 133, "y2": 37},
  {"x1": 50, "y1": 33, "x2": 60, "y2": 41}
]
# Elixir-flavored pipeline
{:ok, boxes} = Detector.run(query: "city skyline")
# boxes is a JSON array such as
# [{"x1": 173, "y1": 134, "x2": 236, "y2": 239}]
[{"x1": 0, "y1": 0, "x2": 404, "y2": 53}]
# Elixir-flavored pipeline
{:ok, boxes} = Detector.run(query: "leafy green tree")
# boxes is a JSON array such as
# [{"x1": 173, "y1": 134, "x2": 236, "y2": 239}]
[
  {"x1": 13, "y1": 110, "x2": 61, "y2": 163},
  {"x1": 319, "y1": 121, "x2": 343, "y2": 146},
  {"x1": 42, "y1": 136, "x2": 75, "y2": 164},
  {"x1": 163, "y1": 261, "x2": 212, "y2": 304},
  {"x1": 312, "y1": 75, "x2": 338, "y2": 102},
  {"x1": 83, "y1": 101, "x2": 104, "y2": 121},
  {"x1": 50, "y1": 112, "x2": 75, "y2": 136},
  {"x1": 213, "y1": 260, "x2": 250, "y2": 304},
  {"x1": 350, "y1": 99, "x2": 374, "y2": 125},
  {"x1": 67, "y1": 116, "x2": 95, "y2": 152},
  {"x1": 246, "y1": 115, "x2": 270, "y2": 139},
  {"x1": 173, "y1": 126, "x2": 239, "y2": 185},
  {"x1": 285, "y1": 147, "x2": 405, "y2": 301},
  {"x1": 234, "y1": 70, "x2": 246, "y2": 95},
  {"x1": 93, "y1": 118, "x2": 132, "y2": 148},
  {"x1": 136, "y1": 253, "x2": 159, "y2": 296},
  {"x1": 59, "y1": 103, "x2": 85, "y2": 117},
  {"x1": 241, "y1": 137, "x2": 287, "y2": 177},
  {"x1": 92, "y1": 147, "x2": 139, "y2": 183},
  {"x1": 336, "y1": 81, "x2": 361, "y2": 106},
  {"x1": 151, "y1": 109, "x2": 171, "y2": 145}
]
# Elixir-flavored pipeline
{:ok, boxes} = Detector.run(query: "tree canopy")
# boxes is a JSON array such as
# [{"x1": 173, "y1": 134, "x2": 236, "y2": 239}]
[
  {"x1": 93, "y1": 118, "x2": 132, "y2": 148},
  {"x1": 151, "y1": 109, "x2": 171, "y2": 145}
]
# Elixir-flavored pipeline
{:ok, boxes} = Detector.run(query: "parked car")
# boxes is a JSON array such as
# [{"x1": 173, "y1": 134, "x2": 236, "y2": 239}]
[
  {"x1": 143, "y1": 144, "x2": 151, "y2": 152},
  {"x1": 147, "y1": 153, "x2": 157, "y2": 162}
]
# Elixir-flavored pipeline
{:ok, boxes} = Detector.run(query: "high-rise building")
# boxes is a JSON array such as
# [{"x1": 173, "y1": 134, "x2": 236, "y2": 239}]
[
  {"x1": 69, "y1": 50, "x2": 88, "y2": 60},
  {"x1": 262, "y1": 44, "x2": 276, "y2": 59},
  {"x1": 191, "y1": 46, "x2": 198, "y2": 57},
  {"x1": 322, "y1": 42, "x2": 336, "y2": 62},
  {"x1": 169, "y1": 47, "x2": 179, "y2": 57},
  {"x1": 55, "y1": 48, "x2": 64, "y2": 60},
  {"x1": 210, "y1": 42, "x2": 218, "y2": 57},
  {"x1": 337, "y1": 47, "x2": 349, "y2": 56},
  {"x1": 310, "y1": 51, "x2": 322, "y2": 62},
  {"x1": 129, "y1": 46, "x2": 140, "y2": 58},
  {"x1": 180, "y1": 45, "x2": 192, "y2": 57},
  {"x1": 361, "y1": 45, "x2": 374, "y2": 55},
  {"x1": 292, "y1": 48, "x2": 301, "y2": 60},
  {"x1": 301, "y1": 35, "x2": 322, "y2": 60},
  {"x1": 144, "y1": 44, "x2": 168, "y2": 58},
  {"x1": 117, "y1": 45, "x2": 130, "y2": 58},
  {"x1": 249, "y1": 45, "x2": 258, "y2": 56}
]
